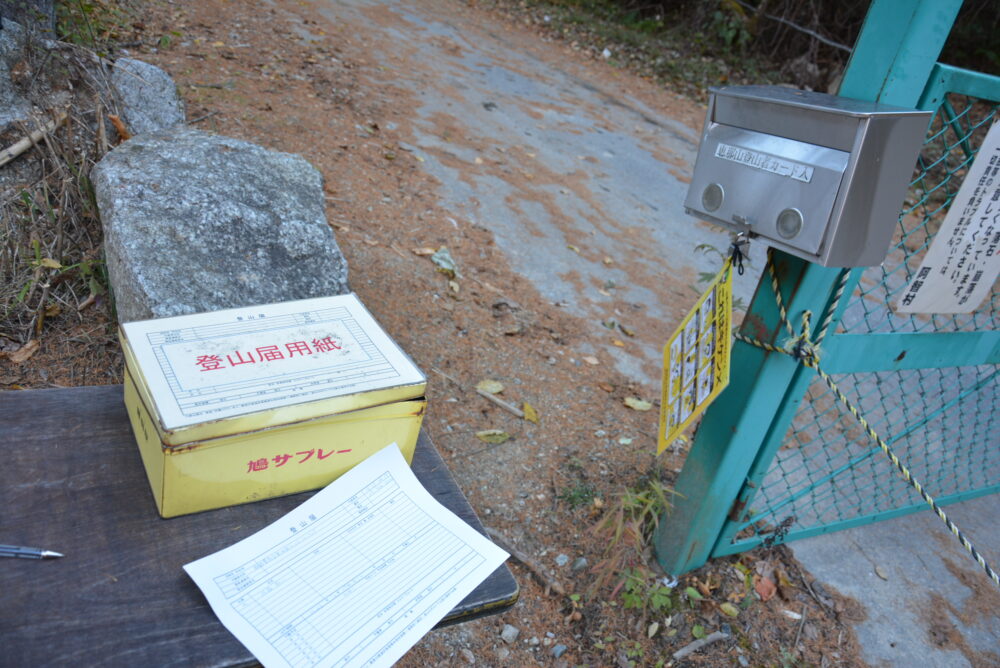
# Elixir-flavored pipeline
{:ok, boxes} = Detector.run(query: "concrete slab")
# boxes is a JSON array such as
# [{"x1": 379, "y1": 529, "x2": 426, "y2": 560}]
[
  {"x1": 791, "y1": 494, "x2": 1000, "y2": 667},
  {"x1": 308, "y1": 0, "x2": 767, "y2": 386}
]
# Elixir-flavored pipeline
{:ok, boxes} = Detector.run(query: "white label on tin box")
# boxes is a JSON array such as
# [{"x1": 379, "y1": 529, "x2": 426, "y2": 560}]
[{"x1": 123, "y1": 294, "x2": 424, "y2": 429}]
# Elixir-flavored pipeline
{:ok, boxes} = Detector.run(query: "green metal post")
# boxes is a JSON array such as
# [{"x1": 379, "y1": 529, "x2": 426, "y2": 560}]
[{"x1": 654, "y1": 0, "x2": 963, "y2": 576}]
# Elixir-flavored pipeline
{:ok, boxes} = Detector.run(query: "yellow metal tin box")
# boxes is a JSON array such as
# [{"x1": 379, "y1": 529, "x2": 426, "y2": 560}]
[{"x1": 120, "y1": 294, "x2": 426, "y2": 518}]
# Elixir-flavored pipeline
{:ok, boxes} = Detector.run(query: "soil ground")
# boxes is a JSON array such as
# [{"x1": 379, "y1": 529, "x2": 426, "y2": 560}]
[{"x1": 1, "y1": 1, "x2": 868, "y2": 665}]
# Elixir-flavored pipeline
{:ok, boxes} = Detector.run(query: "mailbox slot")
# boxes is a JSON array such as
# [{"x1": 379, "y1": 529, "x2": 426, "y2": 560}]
[{"x1": 684, "y1": 86, "x2": 931, "y2": 267}]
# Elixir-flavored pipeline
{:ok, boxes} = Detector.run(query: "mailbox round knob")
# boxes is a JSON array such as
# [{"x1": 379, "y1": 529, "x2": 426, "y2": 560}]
[
  {"x1": 776, "y1": 208, "x2": 804, "y2": 239},
  {"x1": 702, "y1": 183, "x2": 724, "y2": 212}
]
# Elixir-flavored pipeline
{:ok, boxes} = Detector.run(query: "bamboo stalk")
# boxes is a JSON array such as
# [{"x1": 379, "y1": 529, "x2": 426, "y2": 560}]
[{"x1": 0, "y1": 111, "x2": 68, "y2": 168}]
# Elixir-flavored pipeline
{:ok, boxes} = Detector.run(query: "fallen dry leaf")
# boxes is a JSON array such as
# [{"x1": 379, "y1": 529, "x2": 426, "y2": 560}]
[
  {"x1": 6, "y1": 339, "x2": 39, "y2": 364},
  {"x1": 582, "y1": 355, "x2": 599, "y2": 365},
  {"x1": 475, "y1": 379, "x2": 504, "y2": 394},
  {"x1": 612, "y1": 339, "x2": 625, "y2": 347},
  {"x1": 754, "y1": 575, "x2": 777, "y2": 602},
  {"x1": 431, "y1": 246, "x2": 460, "y2": 278},
  {"x1": 623, "y1": 397, "x2": 652, "y2": 411},
  {"x1": 39, "y1": 257, "x2": 62, "y2": 269},
  {"x1": 108, "y1": 114, "x2": 132, "y2": 141},
  {"x1": 522, "y1": 402, "x2": 539, "y2": 424},
  {"x1": 475, "y1": 429, "x2": 511, "y2": 444},
  {"x1": 411, "y1": 247, "x2": 436, "y2": 256},
  {"x1": 597, "y1": 382, "x2": 614, "y2": 393},
  {"x1": 719, "y1": 602, "x2": 740, "y2": 618}
]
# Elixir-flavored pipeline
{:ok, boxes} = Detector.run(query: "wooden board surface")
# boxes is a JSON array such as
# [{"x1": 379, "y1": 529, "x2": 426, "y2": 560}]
[{"x1": 0, "y1": 385, "x2": 516, "y2": 667}]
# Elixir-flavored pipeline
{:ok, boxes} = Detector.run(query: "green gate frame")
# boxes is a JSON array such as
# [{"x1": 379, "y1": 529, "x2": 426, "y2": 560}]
[{"x1": 655, "y1": 0, "x2": 1000, "y2": 575}]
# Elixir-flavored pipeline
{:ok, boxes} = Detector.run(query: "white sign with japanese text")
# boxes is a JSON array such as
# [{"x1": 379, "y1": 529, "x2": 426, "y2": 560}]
[
  {"x1": 896, "y1": 122, "x2": 1000, "y2": 314},
  {"x1": 122, "y1": 294, "x2": 425, "y2": 429}
]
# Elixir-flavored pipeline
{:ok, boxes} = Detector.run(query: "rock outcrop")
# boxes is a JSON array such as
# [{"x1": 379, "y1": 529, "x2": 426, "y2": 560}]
[
  {"x1": 110, "y1": 57, "x2": 186, "y2": 135},
  {"x1": 0, "y1": 20, "x2": 35, "y2": 134},
  {"x1": 93, "y1": 126, "x2": 350, "y2": 322}
]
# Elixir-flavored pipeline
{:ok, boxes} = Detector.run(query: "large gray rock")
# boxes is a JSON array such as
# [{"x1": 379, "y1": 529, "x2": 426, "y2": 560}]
[
  {"x1": 0, "y1": 20, "x2": 33, "y2": 133},
  {"x1": 93, "y1": 126, "x2": 350, "y2": 322},
  {"x1": 1, "y1": 1, "x2": 55, "y2": 37},
  {"x1": 111, "y1": 58, "x2": 186, "y2": 135}
]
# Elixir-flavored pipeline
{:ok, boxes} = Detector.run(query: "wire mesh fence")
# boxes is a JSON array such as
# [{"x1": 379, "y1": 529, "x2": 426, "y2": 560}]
[{"x1": 719, "y1": 94, "x2": 999, "y2": 554}]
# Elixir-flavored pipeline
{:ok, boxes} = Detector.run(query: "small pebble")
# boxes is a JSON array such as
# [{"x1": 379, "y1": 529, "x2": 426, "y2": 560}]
[
  {"x1": 552, "y1": 644, "x2": 568, "y2": 659},
  {"x1": 460, "y1": 648, "x2": 475, "y2": 664},
  {"x1": 528, "y1": 636, "x2": 540, "y2": 646},
  {"x1": 546, "y1": 631, "x2": 555, "y2": 639},
  {"x1": 571, "y1": 557, "x2": 588, "y2": 572},
  {"x1": 555, "y1": 553, "x2": 569, "y2": 567},
  {"x1": 542, "y1": 637, "x2": 552, "y2": 647},
  {"x1": 738, "y1": 656, "x2": 749, "y2": 667},
  {"x1": 500, "y1": 624, "x2": 519, "y2": 644},
  {"x1": 496, "y1": 647, "x2": 510, "y2": 660}
]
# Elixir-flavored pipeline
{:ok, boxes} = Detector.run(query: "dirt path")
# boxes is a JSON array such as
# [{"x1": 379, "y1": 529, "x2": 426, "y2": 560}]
[{"x1": 6, "y1": 0, "x2": 864, "y2": 664}]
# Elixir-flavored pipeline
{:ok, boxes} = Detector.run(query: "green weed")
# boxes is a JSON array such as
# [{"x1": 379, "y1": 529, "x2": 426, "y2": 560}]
[
  {"x1": 621, "y1": 567, "x2": 674, "y2": 613},
  {"x1": 558, "y1": 480, "x2": 598, "y2": 507},
  {"x1": 589, "y1": 475, "x2": 678, "y2": 612},
  {"x1": 56, "y1": 0, "x2": 132, "y2": 55}
]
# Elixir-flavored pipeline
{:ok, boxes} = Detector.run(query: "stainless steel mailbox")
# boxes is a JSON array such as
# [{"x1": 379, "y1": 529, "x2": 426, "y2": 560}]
[{"x1": 684, "y1": 86, "x2": 931, "y2": 267}]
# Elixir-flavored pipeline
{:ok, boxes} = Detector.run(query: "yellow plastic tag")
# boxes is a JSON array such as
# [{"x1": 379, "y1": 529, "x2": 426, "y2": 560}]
[{"x1": 658, "y1": 258, "x2": 733, "y2": 453}]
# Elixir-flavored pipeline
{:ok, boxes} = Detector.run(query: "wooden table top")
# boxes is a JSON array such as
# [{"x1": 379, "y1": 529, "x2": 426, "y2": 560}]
[{"x1": 0, "y1": 385, "x2": 517, "y2": 667}]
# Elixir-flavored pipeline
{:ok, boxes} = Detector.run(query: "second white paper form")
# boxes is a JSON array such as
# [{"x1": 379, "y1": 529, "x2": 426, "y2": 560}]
[{"x1": 184, "y1": 444, "x2": 509, "y2": 668}]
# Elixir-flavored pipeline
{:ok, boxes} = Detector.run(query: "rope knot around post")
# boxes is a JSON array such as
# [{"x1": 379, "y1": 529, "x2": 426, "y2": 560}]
[
  {"x1": 732, "y1": 253, "x2": 1000, "y2": 589},
  {"x1": 783, "y1": 310, "x2": 821, "y2": 367}
]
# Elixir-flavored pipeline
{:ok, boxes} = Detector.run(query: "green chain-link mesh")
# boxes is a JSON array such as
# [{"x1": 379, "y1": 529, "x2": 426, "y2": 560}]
[{"x1": 722, "y1": 95, "x2": 999, "y2": 552}]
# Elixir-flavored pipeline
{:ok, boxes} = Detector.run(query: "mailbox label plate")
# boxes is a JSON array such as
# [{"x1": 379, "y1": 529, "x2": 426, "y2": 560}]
[{"x1": 715, "y1": 143, "x2": 815, "y2": 183}]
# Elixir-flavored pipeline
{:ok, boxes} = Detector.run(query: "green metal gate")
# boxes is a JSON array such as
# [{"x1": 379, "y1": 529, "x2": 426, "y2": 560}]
[{"x1": 656, "y1": 0, "x2": 1000, "y2": 575}]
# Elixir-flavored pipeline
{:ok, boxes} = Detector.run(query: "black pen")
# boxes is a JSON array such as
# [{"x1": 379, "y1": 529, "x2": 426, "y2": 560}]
[{"x1": 0, "y1": 544, "x2": 64, "y2": 559}]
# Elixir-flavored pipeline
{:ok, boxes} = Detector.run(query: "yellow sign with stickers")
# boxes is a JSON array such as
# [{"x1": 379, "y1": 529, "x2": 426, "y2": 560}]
[{"x1": 658, "y1": 258, "x2": 733, "y2": 453}]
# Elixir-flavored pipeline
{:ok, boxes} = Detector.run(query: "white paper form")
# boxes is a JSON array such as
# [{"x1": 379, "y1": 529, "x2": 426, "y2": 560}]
[{"x1": 184, "y1": 444, "x2": 508, "y2": 668}]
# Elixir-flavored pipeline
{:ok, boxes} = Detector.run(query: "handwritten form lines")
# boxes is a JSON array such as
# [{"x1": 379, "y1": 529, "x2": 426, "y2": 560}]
[{"x1": 185, "y1": 445, "x2": 508, "y2": 668}]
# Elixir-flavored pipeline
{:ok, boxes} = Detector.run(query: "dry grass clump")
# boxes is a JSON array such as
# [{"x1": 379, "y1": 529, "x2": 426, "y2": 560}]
[{"x1": 0, "y1": 24, "x2": 124, "y2": 373}]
